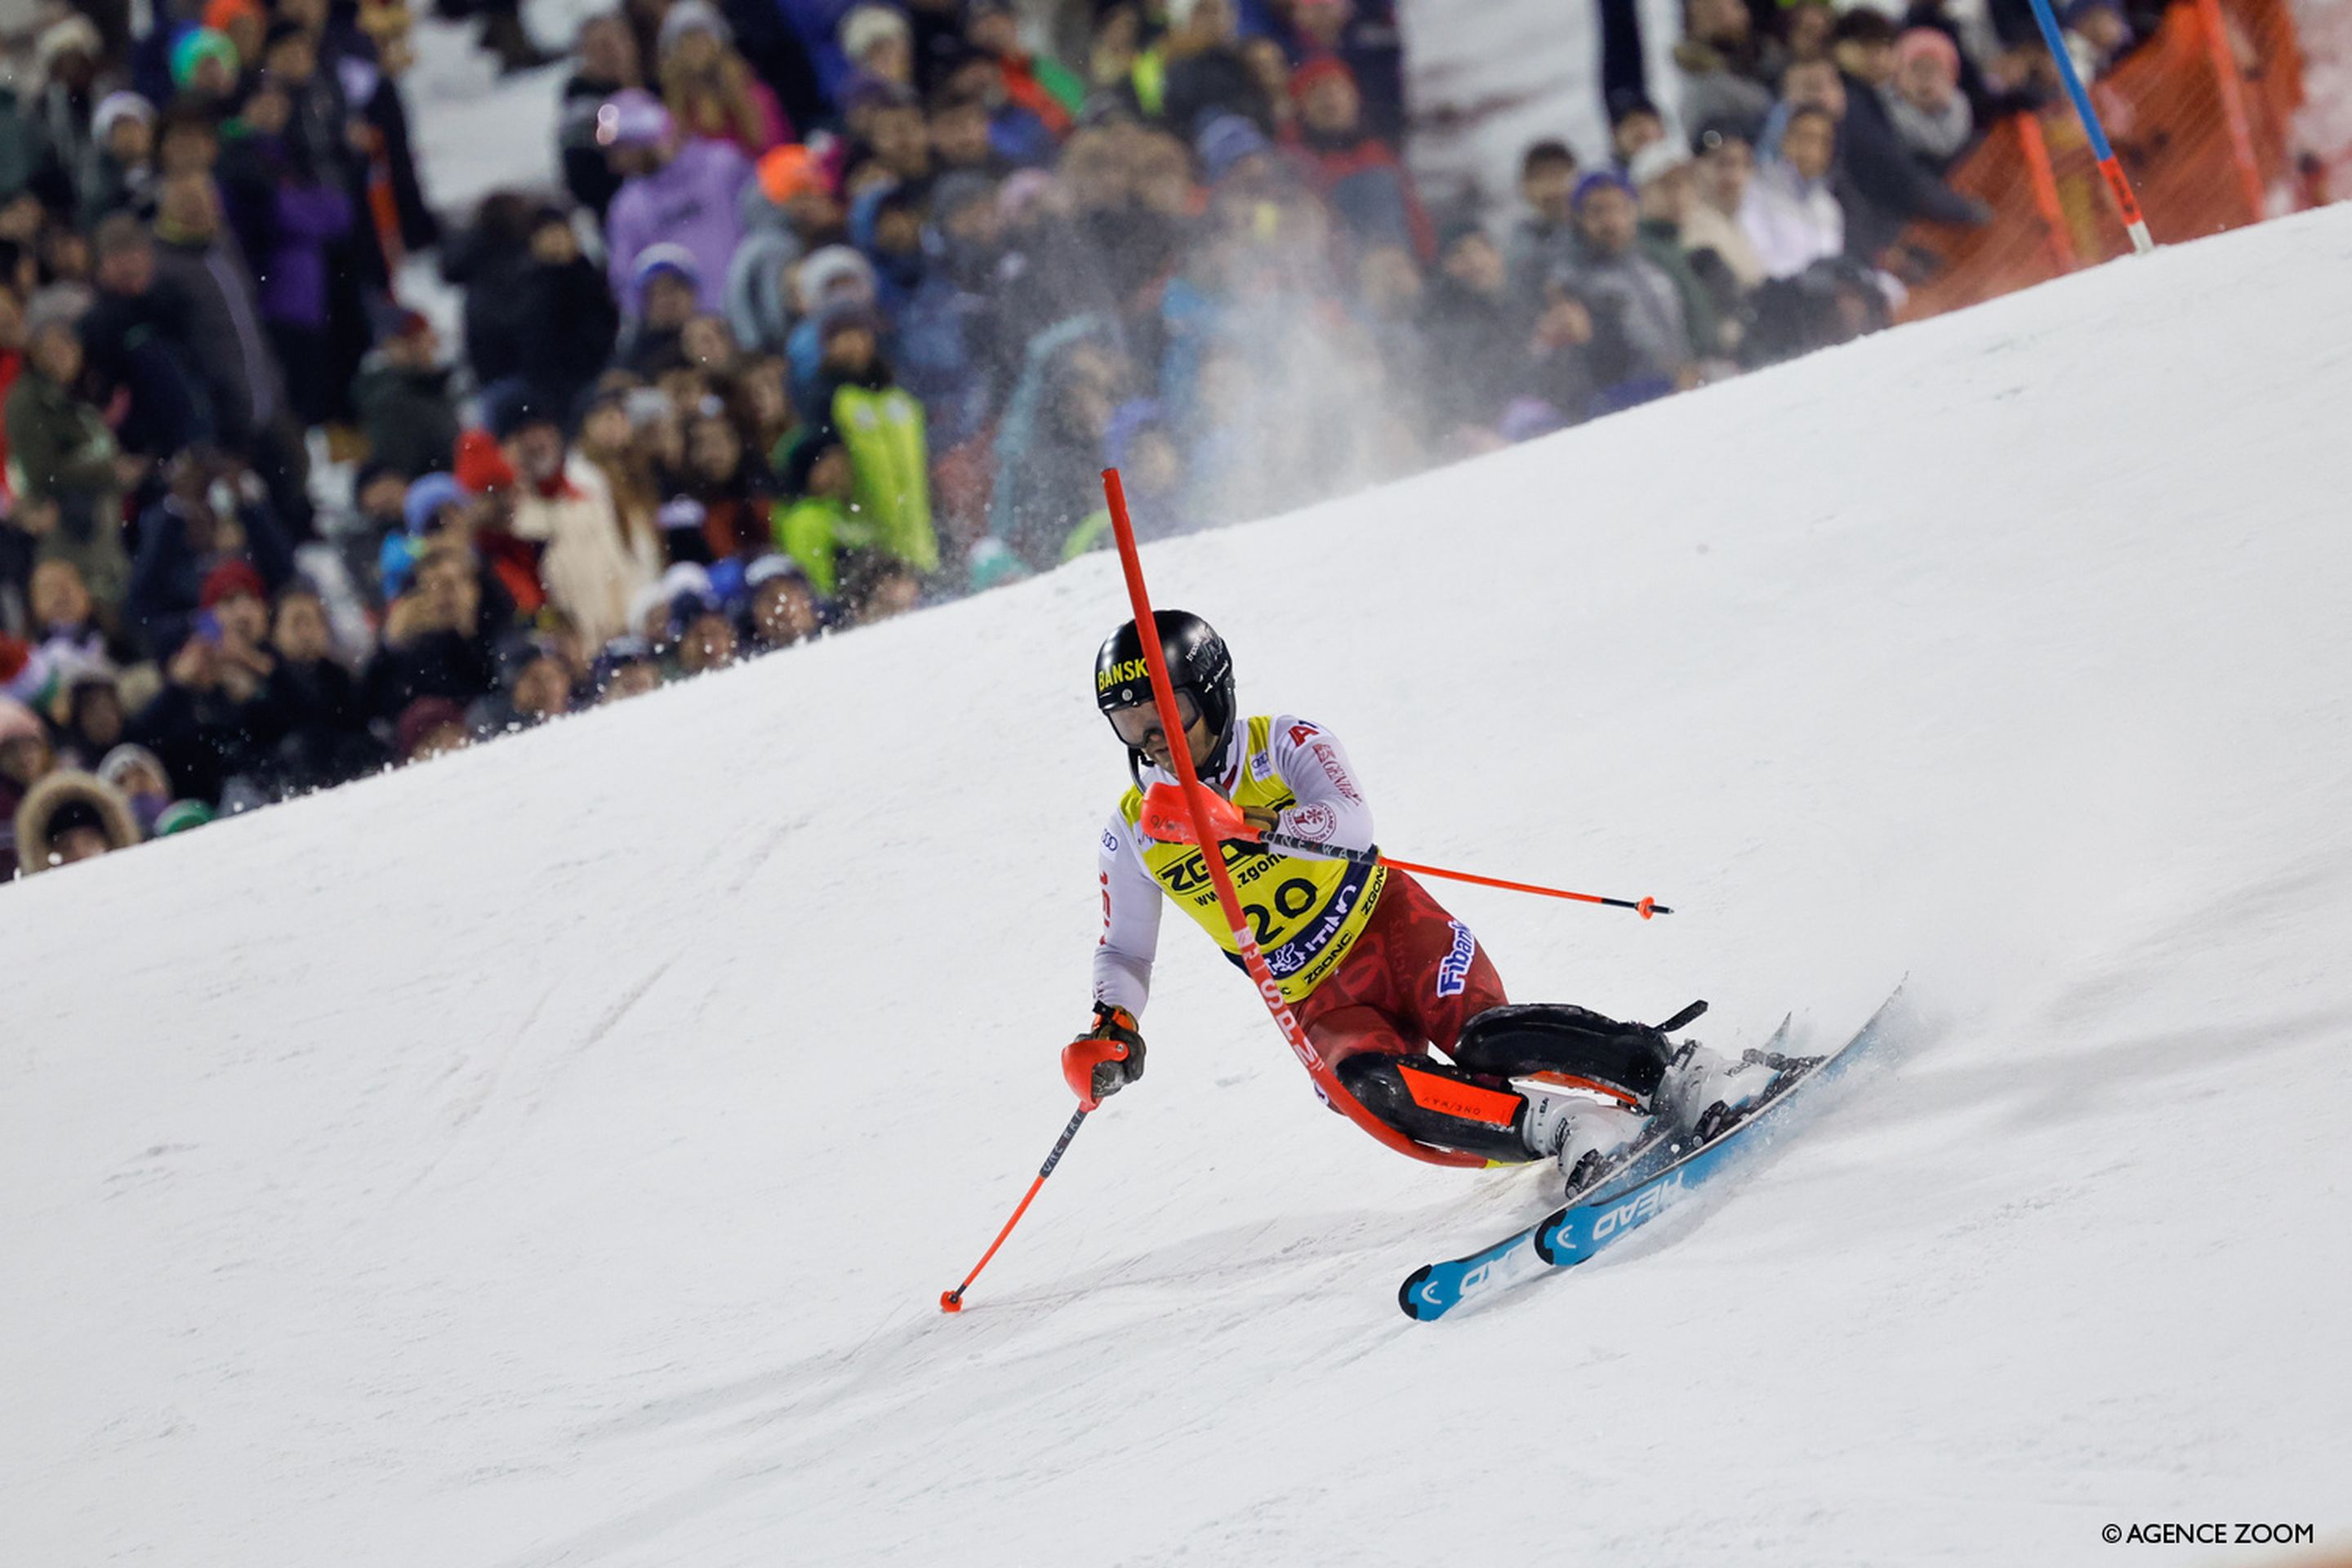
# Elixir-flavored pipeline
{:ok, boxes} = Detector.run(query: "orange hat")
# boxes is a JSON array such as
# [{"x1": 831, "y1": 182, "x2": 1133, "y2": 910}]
[
  {"x1": 204, "y1": 0, "x2": 265, "y2": 33},
  {"x1": 757, "y1": 144, "x2": 829, "y2": 207}
]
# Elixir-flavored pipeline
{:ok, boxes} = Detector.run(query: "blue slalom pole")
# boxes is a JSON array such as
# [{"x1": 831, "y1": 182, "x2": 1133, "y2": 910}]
[{"x1": 2023, "y1": 0, "x2": 2158, "y2": 253}]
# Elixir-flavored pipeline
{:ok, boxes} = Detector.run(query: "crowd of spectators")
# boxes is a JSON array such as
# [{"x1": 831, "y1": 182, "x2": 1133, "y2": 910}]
[{"x1": 0, "y1": 0, "x2": 2182, "y2": 879}]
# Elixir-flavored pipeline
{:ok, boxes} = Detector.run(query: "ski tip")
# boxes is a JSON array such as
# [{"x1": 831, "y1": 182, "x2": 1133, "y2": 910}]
[{"x1": 1398, "y1": 1266, "x2": 1434, "y2": 1321}]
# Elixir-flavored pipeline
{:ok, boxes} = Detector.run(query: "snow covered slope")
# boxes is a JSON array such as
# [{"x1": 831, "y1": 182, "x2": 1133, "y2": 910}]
[{"x1": 10, "y1": 210, "x2": 2352, "y2": 1566}]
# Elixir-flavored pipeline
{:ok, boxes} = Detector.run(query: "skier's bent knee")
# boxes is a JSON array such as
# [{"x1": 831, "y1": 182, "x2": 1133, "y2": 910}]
[{"x1": 1335, "y1": 1052, "x2": 1535, "y2": 1163}]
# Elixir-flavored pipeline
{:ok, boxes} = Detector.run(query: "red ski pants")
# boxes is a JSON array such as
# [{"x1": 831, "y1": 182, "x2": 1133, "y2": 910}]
[{"x1": 1298, "y1": 870, "x2": 1508, "y2": 1074}]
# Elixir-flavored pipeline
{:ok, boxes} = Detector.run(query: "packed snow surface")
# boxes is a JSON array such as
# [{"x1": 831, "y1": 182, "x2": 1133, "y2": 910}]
[{"x1": 9, "y1": 207, "x2": 2352, "y2": 1566}]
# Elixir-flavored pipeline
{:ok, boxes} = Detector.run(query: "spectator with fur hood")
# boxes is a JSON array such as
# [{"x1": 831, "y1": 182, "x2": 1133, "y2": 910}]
[{"x1": 12, "y1": 767, "x2": 140, "y2": 874}]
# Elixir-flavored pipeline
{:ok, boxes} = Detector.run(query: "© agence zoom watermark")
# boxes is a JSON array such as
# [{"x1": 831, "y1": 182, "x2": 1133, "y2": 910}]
[{"x1": 2101, "y1": 1523, "x2": 2316, "y2": 1546}]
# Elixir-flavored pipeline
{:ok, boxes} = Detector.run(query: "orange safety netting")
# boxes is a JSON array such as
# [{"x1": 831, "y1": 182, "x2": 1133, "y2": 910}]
[{"x1": 1892, "y1": 0, "x2": 2309, "y2": 323}]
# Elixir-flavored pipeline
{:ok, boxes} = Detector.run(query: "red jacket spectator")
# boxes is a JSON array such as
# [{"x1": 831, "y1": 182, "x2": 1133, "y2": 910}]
[{"x1": 1278, "y1": 56, "x2": 1434, "y2": 261}]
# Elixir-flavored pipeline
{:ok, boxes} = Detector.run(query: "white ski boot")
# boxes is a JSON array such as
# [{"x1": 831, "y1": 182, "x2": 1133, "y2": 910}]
[
  {"x1": 1517, "y1": 1078, "x2": 1651, "y2": 1192},
  {"x1": 1656, "y1": 1039, "x2": 1781, "y2": 1141}
]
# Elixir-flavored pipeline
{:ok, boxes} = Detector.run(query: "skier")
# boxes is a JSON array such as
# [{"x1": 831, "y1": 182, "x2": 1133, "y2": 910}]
[{"x1": 1067, "y1": 610, "x2": 1775, "y2": 1184}]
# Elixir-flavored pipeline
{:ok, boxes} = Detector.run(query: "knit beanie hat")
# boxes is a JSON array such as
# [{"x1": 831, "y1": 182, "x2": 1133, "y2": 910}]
[
  {"x1": 170, "y1": 28, "x2": 241, "y2": 89},
  {"x1": 154, "y1": 799, "x2": 215, "y2": 835},
  {"x1": 198, "y1": 559, "x2": 267, "y2": 610},
  {"x1": 0, "y1": 693, "x2": 44, "y2": 746},
  {"x1": 402, "y1": 471, "x2": 473, "y2": 537},
  {"x1": 92, "y1": 92, "x2": 158, "y2": 144}
]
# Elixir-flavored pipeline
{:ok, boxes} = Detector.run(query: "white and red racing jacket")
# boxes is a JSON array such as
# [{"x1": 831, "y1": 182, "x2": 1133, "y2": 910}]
[{"x1": 1093, "y1": 714, "x2": 1385, "y2": 1013}]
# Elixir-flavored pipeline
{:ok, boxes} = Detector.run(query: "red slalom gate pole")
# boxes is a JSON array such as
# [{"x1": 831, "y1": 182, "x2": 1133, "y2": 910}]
[
  {"x1": 1254, "y1": 830, "x2": 1671, "y2": 919},
  {"x1": 941, "y1": 1106, "x2": 1087, "y2": 1313},
  {"x1": 1101, "y1": 468, "x2": 1481, "y2": 1170}
]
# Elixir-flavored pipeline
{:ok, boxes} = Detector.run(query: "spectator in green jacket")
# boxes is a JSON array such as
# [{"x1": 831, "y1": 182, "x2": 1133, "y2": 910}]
[
  {"x1": 6, "y1": 306, "x2": 131, "y2": 608},
  {"x1": 772, "y1": 427, "x2": 858, "y2": 598},
  {"x1": 802, "y1": 301, "x2": 939, "y2": 582},
  {"x1": 1628, "y1": 140, "x2": 1731, "y2": 364},
  {"x1": 770, "y1": 418, "x2": 924, "y2": 629}
]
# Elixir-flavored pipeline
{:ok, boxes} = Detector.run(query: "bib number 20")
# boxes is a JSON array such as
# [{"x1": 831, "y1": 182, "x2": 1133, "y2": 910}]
[{"x1": 1241, "y1": 878, "x2": 1321, "y2": 944}]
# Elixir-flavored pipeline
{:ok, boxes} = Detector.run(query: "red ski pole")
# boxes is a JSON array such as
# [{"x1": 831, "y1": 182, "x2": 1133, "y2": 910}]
[
  {"x1": 1102, "y1": 468, "x2": 1482, "y2": 1170},
  {"x1": 941, "y1": 1106, "x2": 1087, "y2": 1313}
]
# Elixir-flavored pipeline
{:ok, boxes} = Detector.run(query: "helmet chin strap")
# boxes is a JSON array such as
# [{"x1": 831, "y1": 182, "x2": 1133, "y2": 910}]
[
  {"x1": 1202, "y1": 711, "x2": 1236, "y2": 780},
  {"x1": 1125, "y1": 711, "x2": 1239, "y2": 790}
]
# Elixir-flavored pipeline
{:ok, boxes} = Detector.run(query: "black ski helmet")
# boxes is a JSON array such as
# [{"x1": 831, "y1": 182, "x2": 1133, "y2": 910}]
[{"x1": 1095, "y1": 610, "x2": 1235, "y2": 764}]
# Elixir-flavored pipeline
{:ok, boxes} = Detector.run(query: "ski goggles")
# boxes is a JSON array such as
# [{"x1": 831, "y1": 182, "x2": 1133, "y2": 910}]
[{"x1": 1106, "y1": 688, "x2": 1199, "y2": 750}]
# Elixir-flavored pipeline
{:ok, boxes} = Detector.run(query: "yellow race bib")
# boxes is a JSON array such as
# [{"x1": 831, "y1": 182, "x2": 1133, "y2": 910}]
[{"x1": 1120, "y1": 716, "x2": 1386, "y2": 1002}]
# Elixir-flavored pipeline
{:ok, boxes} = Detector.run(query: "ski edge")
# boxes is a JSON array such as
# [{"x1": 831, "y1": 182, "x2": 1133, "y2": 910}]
[
  {"x1": 1533, "y1": 986, "x2": 1903, "y2": 1267},
  {"x1": 1398, "y1": 987, "x2": 1904, "y2": 1321},
  {"x1": 1566, "y1": 1010, "x2": 1797, "y2": 1212}
]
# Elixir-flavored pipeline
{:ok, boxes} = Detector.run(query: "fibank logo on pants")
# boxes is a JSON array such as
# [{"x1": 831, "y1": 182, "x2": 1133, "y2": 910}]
[{"x1": 1436, "y1": 921, "x2": 1477, "y2": 997}]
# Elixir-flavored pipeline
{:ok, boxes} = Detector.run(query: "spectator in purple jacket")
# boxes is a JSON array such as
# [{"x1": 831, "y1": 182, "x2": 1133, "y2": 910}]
[
  {"x1": 599, "y1": 87, "x2": 755, "y2": 315},
  {"x1": 214, "y1": 74, "x2": 354, "y2": 429}
]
